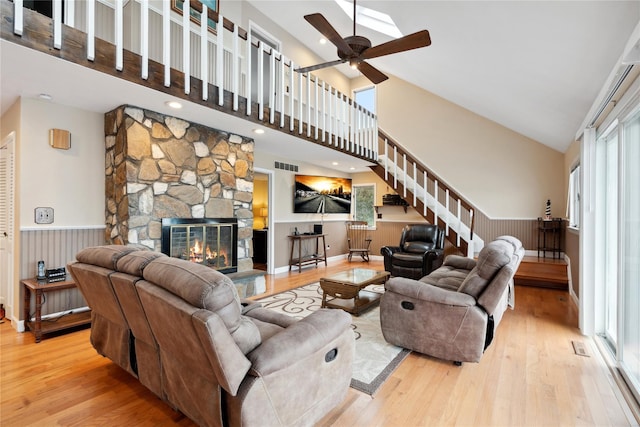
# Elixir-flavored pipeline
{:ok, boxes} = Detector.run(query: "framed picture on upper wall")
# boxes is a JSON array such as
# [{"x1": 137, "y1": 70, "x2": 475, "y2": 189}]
[{"x1": 172, "y1": 0, "x2": 220, "y2": 34}]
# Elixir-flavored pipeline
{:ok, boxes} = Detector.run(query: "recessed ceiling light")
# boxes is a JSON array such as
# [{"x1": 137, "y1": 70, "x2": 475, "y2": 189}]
[
  {"x1": 332, "y1": 161, "x2": 339, "y2": 166},
  {"x1": 350, "y1": 167, "x2": 356, "y2": 170},
  {"x1": 319, "y1": 38, "x2": 327, "y2": 45},
  {"x1": 38, "y1": 93, "x2": 52, "y2": 100},
  {"x1": 165, "y1": 100, "x2": 182, "y2": 109},
  {"x1": 253, "y1": 128, "x2": 265, "y2": 134}
]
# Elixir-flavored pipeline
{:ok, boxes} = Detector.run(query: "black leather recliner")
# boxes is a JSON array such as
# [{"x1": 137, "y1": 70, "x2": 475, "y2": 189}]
[{"x1": 381, "y1": 224, "x2": 445, "y2": 279}]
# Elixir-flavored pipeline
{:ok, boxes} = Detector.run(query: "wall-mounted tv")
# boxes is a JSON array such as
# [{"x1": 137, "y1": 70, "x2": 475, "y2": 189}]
[{"x1": 294, "y1": 175, "x2": 352, "y2": 214}]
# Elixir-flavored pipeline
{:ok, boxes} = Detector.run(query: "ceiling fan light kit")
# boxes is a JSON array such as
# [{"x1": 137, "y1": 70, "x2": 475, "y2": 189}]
[{"x1": 296, "y1": 0, "x2": 431, "y2": 84}]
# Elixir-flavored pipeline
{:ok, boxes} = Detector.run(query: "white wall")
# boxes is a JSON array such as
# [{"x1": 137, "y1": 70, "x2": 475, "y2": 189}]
[{"x1": 19, "y1": 98, "x2": 105, "y2": 228}]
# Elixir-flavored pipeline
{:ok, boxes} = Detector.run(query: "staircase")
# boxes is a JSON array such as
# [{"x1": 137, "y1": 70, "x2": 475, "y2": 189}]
[{"x1": 371, "y1": 129, "x2": 484, "y2": 257}]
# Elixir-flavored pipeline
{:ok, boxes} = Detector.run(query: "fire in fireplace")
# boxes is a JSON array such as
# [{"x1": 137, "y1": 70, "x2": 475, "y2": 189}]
[{"x1": 161, "y1": 218, "x2": 238, "y2": 274}]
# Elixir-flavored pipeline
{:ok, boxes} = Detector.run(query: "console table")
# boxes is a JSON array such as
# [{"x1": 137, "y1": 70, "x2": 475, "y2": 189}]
[
  {"x1": 22, "y1": 277, "x2": 91, "y2": 343},
  {"x1": 288, "y1": 234, "x2": 327, "y2": 272}
]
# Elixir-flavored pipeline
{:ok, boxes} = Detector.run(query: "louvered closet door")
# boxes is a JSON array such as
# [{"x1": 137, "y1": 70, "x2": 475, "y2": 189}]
[{"x1": 0, "y1": 133, "x2": 15, "y2": 319}]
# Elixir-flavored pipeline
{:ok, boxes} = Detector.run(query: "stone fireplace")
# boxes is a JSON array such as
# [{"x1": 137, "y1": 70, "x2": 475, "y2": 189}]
[{"x1": 104, "y1": 105, "x2": 255, "y2": 272}]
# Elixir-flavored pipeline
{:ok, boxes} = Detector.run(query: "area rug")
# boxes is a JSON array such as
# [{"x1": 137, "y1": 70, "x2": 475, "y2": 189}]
[{"x1": 254, "y1": 283, "x2": 410, "y2": 395}]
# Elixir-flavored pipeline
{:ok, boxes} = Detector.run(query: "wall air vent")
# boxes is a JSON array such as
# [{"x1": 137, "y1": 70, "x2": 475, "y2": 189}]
[{"x1": 274, "y1": 161, "x2": 299, "y2": 172}]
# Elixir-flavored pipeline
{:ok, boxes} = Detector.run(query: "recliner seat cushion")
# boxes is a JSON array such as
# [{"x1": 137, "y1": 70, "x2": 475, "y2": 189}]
[{"x1": 392, "y1": 252, "x2": 426, "y2": 267}]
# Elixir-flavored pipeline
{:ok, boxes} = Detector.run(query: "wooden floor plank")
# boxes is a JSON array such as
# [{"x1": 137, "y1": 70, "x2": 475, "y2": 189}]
[{"x1": 1, "y1": 259, "x2": 635, "y2": 426}]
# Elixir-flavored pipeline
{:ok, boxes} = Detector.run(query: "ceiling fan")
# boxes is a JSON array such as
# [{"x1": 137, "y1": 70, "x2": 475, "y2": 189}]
[{"x1": 295, "y1": 0, "x2": 432, "y2": 84}]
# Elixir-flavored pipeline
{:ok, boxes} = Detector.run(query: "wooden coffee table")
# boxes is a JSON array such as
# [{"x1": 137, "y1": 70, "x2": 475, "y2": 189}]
[{"x1": 320, "y1": 268, "x2": 390, "y2": 316}]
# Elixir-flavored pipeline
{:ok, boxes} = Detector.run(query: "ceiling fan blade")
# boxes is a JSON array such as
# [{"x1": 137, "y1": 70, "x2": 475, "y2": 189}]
[
  {"x1": 304, "y1": 13, "x2": 355, "y2": 56},
  {"x1": 296, "y1": 59, "x2": 348, "y2": 74},
  {"x1": 358, "y1": 61, "x2": 389, "y2": 84},
  {"x1": 361, "y1": 30, "x2": 431, "y2": 60}
]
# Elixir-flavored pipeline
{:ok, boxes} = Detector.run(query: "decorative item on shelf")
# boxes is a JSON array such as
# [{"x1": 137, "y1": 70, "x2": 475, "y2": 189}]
[
  {"x1": 259, "y1": 207, "x2": 268, "y2": 229},
  {"x1": 545, "y1": 199, "x2": 551, "y2": 220}
]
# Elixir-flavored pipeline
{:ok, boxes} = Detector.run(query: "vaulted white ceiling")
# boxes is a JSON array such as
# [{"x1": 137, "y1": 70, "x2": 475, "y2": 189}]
[{"x1": 247, "y1": 0, "x2": 640, "y2": 152}]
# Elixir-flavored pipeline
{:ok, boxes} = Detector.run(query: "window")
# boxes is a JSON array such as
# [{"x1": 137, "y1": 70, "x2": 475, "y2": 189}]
[
  {"x1": 567, "y1": 164, "x2": 581, "y2": 228},
  {"x1": 353, "y1": 184, "x2": 375, "y2": 227},
  {"x1": 354, "y1": 86, "x2": 376, "y2": 114}
]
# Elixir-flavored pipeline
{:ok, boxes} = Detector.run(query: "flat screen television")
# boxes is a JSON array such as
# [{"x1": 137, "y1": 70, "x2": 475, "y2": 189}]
[{"x1": 294, "y1": 175, "x2": 352, "y2": 214}]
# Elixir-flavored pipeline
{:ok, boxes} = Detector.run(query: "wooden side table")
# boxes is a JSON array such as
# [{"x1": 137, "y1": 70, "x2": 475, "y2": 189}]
[
  {"x1": 288, "y1": 234, "x2": 327, "y2": 273},
  {"x1": 22, "y1": 278, "x2": 91, "y2": 343}
]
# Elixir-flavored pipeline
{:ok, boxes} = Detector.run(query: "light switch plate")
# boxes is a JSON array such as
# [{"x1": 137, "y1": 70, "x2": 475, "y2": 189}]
[{"x1": 34, "y1": 207, "x2": 54, "y2": 224}]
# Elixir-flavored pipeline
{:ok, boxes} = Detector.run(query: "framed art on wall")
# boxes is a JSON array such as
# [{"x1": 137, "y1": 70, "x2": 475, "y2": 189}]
[{"x1": 172, "y1": 0, "x2": 220, "y2": 34}]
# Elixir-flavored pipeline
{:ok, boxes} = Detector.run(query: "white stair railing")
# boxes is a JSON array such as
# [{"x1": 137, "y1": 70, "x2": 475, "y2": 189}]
[
  {"x1": 377, "y1": 129, "x2": 483, "y2": 256},
  {"x1": 9, "y1": 0, "x2": 377, "y2": 161}
]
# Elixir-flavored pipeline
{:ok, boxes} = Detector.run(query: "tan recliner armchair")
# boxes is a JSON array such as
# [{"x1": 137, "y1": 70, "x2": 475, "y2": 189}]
[{"x1": 380, "y1": 235, "x2": 524, "y2": 364}]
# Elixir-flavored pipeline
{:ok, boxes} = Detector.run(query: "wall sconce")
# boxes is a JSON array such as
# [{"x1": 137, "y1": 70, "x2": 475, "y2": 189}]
[
  {"x1": 259, "y1": 207, "x2": 268, "y2": 229},
  {"x1": 49, "y1": 129, "x2": 71, "y2": 149}
]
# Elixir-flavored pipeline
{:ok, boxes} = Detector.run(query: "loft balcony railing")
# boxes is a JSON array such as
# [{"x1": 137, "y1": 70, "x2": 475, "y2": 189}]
[{"x1": 4, "y1": 0, "x2": 378, "y2": 162}]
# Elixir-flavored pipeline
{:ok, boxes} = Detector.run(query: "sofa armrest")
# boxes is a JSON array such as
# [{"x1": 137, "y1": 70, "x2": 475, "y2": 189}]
[
  {"x1": 380, "y1": 245, "x2": 400, "y2": 257},
  {"x1": 443, "y1": 255, "x2": 477, "y2": 270},
  {"x1": 247, "y1": 309, "x2": 352, "y2": 377},
  {"x1": 192, "y1": 310, "x2": 252, "y2": 396},
  {"x1": 385, "y1": 277, "x2": 476, "y2": 307}
]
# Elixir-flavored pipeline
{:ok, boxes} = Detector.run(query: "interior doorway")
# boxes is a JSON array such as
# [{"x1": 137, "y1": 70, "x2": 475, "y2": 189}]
[
  {"x1": 0, "y1": 132, "x2": 16, "y2": 321},
  {"x1": 253, "y1": 169, "x2": 274, "y2": 274}
]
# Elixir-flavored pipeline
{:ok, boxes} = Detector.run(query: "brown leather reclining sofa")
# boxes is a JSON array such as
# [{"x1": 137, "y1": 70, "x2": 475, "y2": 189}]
[{"x1": 68, "y1": 245, "x2": 354, "y2": 427}]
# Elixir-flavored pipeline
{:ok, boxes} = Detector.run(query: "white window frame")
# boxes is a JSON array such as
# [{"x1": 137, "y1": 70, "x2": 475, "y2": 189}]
[{"x1": 352, "y1": 183, "x2": 376, "y2": 228}]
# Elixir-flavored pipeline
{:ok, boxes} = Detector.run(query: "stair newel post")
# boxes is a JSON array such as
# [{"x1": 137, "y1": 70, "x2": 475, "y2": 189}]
[
  {"x1": 140, "y1": 0, "x2": 149, "y2": 80},
  {"x1": 470, "y1": 209, "x2": 475, "y2": 240}
]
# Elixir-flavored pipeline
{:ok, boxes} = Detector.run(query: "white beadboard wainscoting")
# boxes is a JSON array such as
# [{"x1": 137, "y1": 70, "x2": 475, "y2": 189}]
[{"x1": 20, "y1": 227, "x2": 106, "y2": 321}]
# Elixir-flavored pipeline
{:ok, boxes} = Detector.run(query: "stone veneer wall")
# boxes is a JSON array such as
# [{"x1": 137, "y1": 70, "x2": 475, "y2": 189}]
[{"x1": 104, "y1": 105, "x2": 255, "y2": 272}]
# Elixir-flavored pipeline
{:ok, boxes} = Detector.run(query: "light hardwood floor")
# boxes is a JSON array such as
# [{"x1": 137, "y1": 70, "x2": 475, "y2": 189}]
[{"x1": 1, "y1": 259, "x2": 636, "y2": 426}]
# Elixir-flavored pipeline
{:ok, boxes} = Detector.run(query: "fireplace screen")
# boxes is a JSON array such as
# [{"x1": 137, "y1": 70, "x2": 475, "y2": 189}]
[{"x1": 161, "y1": 218, "x2": 238, "y2": 274}]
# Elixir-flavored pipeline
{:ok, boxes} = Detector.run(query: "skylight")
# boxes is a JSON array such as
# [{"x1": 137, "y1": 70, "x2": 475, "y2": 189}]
[{"x1": 334, "y1": 0, "x2": 403, "y2": 38}]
